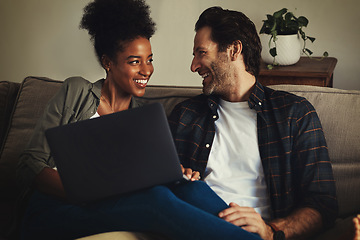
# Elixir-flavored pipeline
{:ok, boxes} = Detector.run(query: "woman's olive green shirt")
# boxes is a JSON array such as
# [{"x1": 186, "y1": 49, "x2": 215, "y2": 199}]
[{"x1": 16, "y1": 77, "x2": 141, "y2": 191}]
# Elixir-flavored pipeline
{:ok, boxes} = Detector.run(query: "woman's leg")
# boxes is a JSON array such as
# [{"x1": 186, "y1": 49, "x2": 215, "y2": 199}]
[
  {"x1": 21, "y1": 187, "x2": 261, "y2": 240},
  {"x1": 169, "y1": 180, "x2": 228, "y2": 216},
  {"x1": 97, "y1": 184, "x2": 261, "y2": 240}
]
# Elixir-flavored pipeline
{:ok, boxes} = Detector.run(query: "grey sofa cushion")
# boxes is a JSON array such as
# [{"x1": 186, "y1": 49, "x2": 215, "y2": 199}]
[
  {"x1": 0, "y1": 77, "x2": 62, "y2": 201},
  {"x1": 271, "y1": 85, "x2": 360, "y2": 217}
]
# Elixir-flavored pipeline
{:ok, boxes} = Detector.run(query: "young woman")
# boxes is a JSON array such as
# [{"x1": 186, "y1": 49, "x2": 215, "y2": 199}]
[{"x1": 17, "y1": 1, "x2": 261, "y2": 239}]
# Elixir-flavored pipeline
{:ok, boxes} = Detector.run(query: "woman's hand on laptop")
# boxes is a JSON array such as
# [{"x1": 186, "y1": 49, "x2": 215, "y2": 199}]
[{"x1": 181, "y1": 164, "x2": 201, "y2": 181}]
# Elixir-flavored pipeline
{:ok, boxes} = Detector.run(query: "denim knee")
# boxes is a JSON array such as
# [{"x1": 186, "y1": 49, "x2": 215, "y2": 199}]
[{"x1": 142, "y1": 185, "x2": 178, "y2": 207}]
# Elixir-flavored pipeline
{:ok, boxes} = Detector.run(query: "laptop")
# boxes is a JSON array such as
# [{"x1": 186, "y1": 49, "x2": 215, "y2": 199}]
[{"x1": 45, "y1": 103, "x2": 185, "y2": 204}]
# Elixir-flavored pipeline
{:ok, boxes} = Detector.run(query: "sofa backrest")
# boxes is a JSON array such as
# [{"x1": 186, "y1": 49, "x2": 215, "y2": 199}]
[
  {"x1": 135, "y1": 85, "x2": 202, "y2": 116},
  {"x1": 0, "y1": 77, "x2": 359, "y2": 219}
]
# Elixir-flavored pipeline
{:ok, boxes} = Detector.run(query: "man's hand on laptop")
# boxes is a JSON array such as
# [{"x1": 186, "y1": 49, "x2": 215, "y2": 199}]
[{"x1": 181, "y1": 165, "x2": 201, "y2": 181}]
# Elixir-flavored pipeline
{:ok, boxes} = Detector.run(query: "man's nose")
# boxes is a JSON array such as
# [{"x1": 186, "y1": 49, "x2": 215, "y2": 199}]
[{"x1": 190, "y1": 57, "x2": 200, "y2": 72}]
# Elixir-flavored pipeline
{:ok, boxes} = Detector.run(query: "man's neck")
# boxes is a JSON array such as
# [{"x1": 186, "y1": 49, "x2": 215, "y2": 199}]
[{"x1": 221, "y1": 71, "x2": 256, "y2": 102}]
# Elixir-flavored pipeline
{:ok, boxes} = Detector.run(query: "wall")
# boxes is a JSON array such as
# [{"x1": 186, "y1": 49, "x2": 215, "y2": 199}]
[{"x1": 1, "y1": 0, "x2": 359, "y2": 90}]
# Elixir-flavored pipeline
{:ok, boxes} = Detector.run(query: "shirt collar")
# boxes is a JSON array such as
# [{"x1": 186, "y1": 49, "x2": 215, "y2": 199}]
[
  {"x1": 207, "y1": 94, "x2": 220, "y2": 114},
  {"x1": 92, "y1": 79, "x2": 104, "y2": 100},
  {"x1": 248, "y1": 81, "x2": 265, "y2": 109}
]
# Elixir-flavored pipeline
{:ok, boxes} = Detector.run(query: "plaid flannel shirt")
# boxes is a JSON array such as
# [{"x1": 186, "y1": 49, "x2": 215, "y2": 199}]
[{"x1": 168, "y1": 81, "x2": 338, "y2": 227}]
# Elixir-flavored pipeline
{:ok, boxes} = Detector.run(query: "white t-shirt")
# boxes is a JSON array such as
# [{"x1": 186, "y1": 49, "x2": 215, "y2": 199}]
[
  {"x1": 205, "y1": 99, "x2": 271, "y2": 220},
  {"x1": 90, "y1": 112, "x2": 100, "y2": 119}
]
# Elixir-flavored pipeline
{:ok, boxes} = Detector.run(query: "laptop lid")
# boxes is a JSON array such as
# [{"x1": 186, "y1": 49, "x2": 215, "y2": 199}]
[{"x1": 45, "y1": 103, "x2": 183, "y2": 203}]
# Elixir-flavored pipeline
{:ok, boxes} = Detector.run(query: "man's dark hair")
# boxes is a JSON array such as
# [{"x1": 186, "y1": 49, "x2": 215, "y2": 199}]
[
  {"x1": 80, "y1": 0, "x2": 156, "y2": 64},
  {"x1": 195, "y1": 7, "x2": 261, "y2": 76}
]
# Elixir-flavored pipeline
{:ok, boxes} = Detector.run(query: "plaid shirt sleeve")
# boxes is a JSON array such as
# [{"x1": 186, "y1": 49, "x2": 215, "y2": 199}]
[{"x1": 289, "y1": 96, "x2": 338, "y2": 227}]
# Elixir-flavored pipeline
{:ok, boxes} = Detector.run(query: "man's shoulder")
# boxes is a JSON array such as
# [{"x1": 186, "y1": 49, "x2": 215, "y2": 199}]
[
  {"x1": 264, "y1": 85, "x2": 304, "y2": 100},
  {"x1": 262, "y1": 85, "x2": 316, "y2": 118},
  {"x1": 264, "y1": 85, "x2": 310, "y2": 107},
  {"x1": 168, "y1": 94, "x2": 210, "y2": 124}
]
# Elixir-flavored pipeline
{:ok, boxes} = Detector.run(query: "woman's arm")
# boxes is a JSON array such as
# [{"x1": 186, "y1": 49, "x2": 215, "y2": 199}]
[{"x1": 33, "y1": 167, "x2": 66, "y2": 199}]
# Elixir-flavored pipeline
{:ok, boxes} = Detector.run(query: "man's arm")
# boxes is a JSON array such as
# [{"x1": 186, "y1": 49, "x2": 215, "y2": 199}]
[
  {"x1": 270, "y1": 207, "x2": 322, "y2": 240},
  {"x1": 219, "y1": 203, "x2": 322, "y2": 240}
]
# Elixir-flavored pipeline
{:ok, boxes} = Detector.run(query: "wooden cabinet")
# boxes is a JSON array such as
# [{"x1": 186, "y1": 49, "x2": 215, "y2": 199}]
[{"x1": 258, "y1": 57, "x2": 337, "y2": 87}]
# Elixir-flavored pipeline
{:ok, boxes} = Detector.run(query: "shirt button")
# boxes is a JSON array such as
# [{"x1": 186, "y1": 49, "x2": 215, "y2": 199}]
[
  {"x1": 212, "y1": 115, "x2": 217, "y2": 119},
  {"x1": 259, "y1": 102, "x2": 262, "y2": 106},
  {"x1": 205, "y1": 143, "x2": 211, "y2": 148}
]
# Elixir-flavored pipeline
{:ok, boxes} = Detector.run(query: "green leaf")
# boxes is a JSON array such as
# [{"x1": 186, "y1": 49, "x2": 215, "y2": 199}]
[
  {"x1": 270, "y1": 47, "x2": 277, "y2": 57},
  {"x1": 273, "y1": 8, "x2": 287, "y2": 18},
  {"x1": 259, "y1": 25, "x2": 266, "y2": 34},
  {"x1": 284, "y1": 12, "x2": 294, "y2": 22},
  {"x1": 286, "y1": 20, "x2": 299, "y2": 34},
  {"x1": 323, "y1": 51, "x2": 329, "y2": 57},
  {"x1": 304, "y1": 48, "x2": 313, "y2": 55},
  {"x1": 266, "y1": 14, "x2": 273, "y2": 21},
  {"x1": 267, "y1": 64, "x2": 274, "y2": 70},
  {"x1": 308, "y1": 36, "x2": 316, "y2": 43},
  {"x1": 297, "y1": 16, "x2": 309, "y2": 27}
]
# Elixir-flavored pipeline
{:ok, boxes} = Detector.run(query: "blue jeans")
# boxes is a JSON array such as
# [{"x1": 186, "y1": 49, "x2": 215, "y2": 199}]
[{"x1": 21, "y1": 181, "x2": 261, "y2": 240}]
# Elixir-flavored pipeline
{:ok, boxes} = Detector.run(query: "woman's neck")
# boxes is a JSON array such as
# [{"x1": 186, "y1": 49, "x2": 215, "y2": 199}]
[{"x1": 98, "y1": 78, "x2": 132, "y2": 115}]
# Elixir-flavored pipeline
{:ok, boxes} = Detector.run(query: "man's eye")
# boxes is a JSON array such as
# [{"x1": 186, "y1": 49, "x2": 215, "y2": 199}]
[
  {"x1": 129, "y1": 60, "x2": 140, "y2": 64},
  {"x1": 148, "y1": 58, "x2": 154, "y2": 63},
  {"x1": 199, "y1": 51, "x2": 207, "y2": 55}
]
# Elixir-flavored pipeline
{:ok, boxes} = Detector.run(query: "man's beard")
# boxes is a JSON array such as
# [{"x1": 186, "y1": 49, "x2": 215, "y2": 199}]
[{"x1": 203, "y1": 53, "x2": 233, "y2": 96}]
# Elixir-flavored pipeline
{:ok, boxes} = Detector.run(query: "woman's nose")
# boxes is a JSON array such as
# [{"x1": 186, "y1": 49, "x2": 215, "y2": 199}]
[{"x1": 140, "y1": 63, "x2": 153, "y2": 76}]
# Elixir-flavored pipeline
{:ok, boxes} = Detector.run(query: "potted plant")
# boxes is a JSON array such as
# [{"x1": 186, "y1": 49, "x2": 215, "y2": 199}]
[{"x1": 259, "y1": 8, "x2": 328, "y2": 69}]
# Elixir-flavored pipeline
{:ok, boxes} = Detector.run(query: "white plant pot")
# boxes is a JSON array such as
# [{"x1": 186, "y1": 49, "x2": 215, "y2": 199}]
[{"x1": 260, "y1": 34, "x2": 301, "y2": 66}]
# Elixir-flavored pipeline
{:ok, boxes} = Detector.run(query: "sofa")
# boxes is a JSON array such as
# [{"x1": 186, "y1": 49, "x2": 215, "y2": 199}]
[{"x1": 0, "y1": 76, "x2": 359, "y2": 240}]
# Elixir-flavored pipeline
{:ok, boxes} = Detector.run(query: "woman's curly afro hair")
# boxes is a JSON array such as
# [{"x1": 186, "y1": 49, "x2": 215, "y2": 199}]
[{"x1": 80, "y1": 0, "x2": 156, "y2": 63}]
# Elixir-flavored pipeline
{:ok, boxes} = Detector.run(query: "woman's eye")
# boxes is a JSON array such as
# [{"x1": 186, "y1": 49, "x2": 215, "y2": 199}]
[
  {"x1": 199, "y1": 51, "x2": 207, "y2": 55},
  {"x1": 129, "y1": 60, "x2": 140, "y2": 65}
]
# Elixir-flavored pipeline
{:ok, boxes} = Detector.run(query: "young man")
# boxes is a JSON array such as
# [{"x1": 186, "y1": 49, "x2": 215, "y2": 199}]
[{"x1": 168, "y1": 7, "x2": 338, "y2": 240}]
